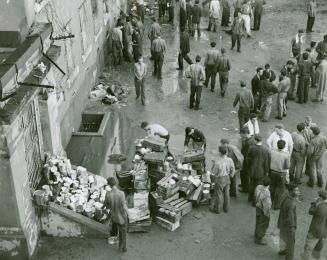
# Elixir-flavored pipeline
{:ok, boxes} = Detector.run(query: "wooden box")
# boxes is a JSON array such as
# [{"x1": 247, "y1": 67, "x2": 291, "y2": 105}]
[
  {"x1": 182, "y1": 151, "x2": 205, "y2": 163},
  {"x1": 128, "y1": 218, "x2": 152, "y2": 233},
  {"x1": 155, "y1": 216, "x2": 180, "y2": 231},
  {"x1": 142, "y1": 136, "x2": 166, "y2": 152},
  {"x1": 143, "y1": 152, "x2": 166, "y2": 165}
]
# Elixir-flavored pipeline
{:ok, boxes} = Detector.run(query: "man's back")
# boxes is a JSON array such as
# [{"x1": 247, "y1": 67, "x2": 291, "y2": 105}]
[
  {"x1": 105, "y1": 188, "x2": 127, "y2": 225},
  {"x1": 247, "y1": 144, "x2": 270, "y2": 178},
  {"x1": 309, "y1": 201, "x2": 327, "y2": 238},
  {"x1": 278, "y1": 193, "x2": 297, "y2": 229},
  {"x1": 217, "y1": 55, "x2": 231, "y2": 72},
  {"x1": 205, "y1": 49, "x2": 220, "y2": 66}
]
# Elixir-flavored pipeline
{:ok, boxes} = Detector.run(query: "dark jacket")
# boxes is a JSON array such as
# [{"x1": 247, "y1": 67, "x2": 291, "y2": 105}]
[
  {"x1": 254, "y1": 0, "x2": 266, "y2": 14},
  {"x1": 308, "y1": 200, "x2": 327, "y2": 238},
  {"x1": 251, "y1": 74, "x2": 262, "y2": 96},
  {"x1": 245, "y1": 144, "x2": 270, "y2": 179},
  {"x1": 192, "y1": 4, "x2": 202, "y2": 24},
  {"x1": 262, "y1": 69, "x2": 276, "y2": 82},
  {"x1": 184, "y1": 129, "x2": 206, "y2": 147},
  {"x1": 180, "y1": 31, "x2": 190, "y2": 54},
  {"x1": 259, "y1": 80, "x2": 278, "y2": 98},
  {"x1": 278, "y1": 193, "x2": 297, "y2": 230},
  {"x1": 105, "y1": 187, "x2": 128, "y2": 225},
  {"x1": 232, "y1": 17, "x2": 245, "y2": 36},
  {"x1": 186, "y1": 2, "x2": 193, "y2": 19}
]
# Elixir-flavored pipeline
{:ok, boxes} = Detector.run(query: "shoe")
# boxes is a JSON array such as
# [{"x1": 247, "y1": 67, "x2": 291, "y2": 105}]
[
  {"x1": 283, "y1": 114, "x2": 287, "y2": 117},
  {"x1": 176, "y1": 67, "x2": 183, "y2": 70},
  {"x1": 247, "y1": 35, "x2": 251, "y2": 38},
  {"x1": 312, "y1": 99, "x2": 320, "y2": 102},
  {"x1": 189, "y1": 106, "x2": 194, "y2": 109},
  {"x1": 237, "y1": 49, "x2": 241, "y2": 53},
  {"x1": 275, "y1": 116, "x2": 282, "y2": 120},
  {"x1": 108, "y1": 236, "x2": 118, "y2": 245},
  {"x1": 238, "y1": 184, "x2": 242, "y2": 188},
  {"x1": 210, "y1": 89, "x2": 214, "y2": 92},
  {"x1": 221, "y1": 92, "x2": 225, "y2": 97},
  {"x1": 204, "y1": 84, "x2": 208, "y2": 88},
  {"x1": 121, "y1": 248, "x2": 127, "y2": 253},
  {"x1": 195, "y1": 107, "x2": 202, "y2": 110},
  {"x1": 278, "y1": 250, "x2": 286, "y2": 256},
  {"x1": 231, "y1": 47, "x2": 234, "y2": 50},
  {"x1": 306, "y1": 182, "x2": 314, "y2": 188},
  {"x1": 296, "y1": 101, "x2": 303, "y2": 104},
  {"x1": 209, "y1": 208, "x2": 220, "y2": 214}
]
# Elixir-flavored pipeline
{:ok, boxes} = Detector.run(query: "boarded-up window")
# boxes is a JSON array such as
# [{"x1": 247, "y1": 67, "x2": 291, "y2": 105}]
[{"x1": 78, "y1": 0, "x2": 93, "y2": 55}]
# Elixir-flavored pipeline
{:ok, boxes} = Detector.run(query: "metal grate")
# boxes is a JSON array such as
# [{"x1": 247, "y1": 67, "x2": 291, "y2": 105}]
[{"x1": 78, "y1": 114, "x2": 104, "y2": 133}]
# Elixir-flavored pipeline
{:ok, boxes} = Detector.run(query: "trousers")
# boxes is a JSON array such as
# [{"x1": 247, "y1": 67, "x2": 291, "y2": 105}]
[
  {"x1": 231, "y1": 34, "x2": 241, "y2": 51},
  {"x1": 308, "y1": 155, "x2": 324, "y2": 187},
  {"x1": 153, "y1": 52, "x2": 164, "y2": 79},
  {"x1": 255, "y1": 207, "x2": 270, "y2": 241},
  {"x1": 238, "y1": 107, "x2": 251, "y2": 132},
  {"x1": 240, "y1": 169, "x2": 249, "y2": 192},
  {"x1": 190, "y1": 84, "x2": 202, "y2": 108},
  {"x1": 110, "y1": 222, "x2": 127, "y2": 251},
  {"x1": 270, "y1": 170, "x2": 286, "y2": 210},
  {"x1": 191, "y1": 23, "x2": 201, "y2": 37},
  {"x1": 230, "y1": 171, "x2": 238, "y2": 197},
  {"x1": 298, "y1": 76, "x2": 311, "y2": 103},
  {"x1": 253, "y1": 12, "x2": 262, "y2": 30},
  {"x1": 277, "y1": 92, "x2": 287, "y2": 118},
  {"x1": 280, "y1": 227, "x2": 296, "y2": 260},
  {"x1": 210, "y1": 183, "x2": 230, "y2": 213},
  {"x1": 219, "y1": 72, "x2": 229, "y2": 94},
  {"x1": 208, "y1": 17, "x2": 219, "y2": 32},
  {"x1": 303, "y1": 233, "x2": 325, "y2": 260},
  {"x1": 135, "y1": 77, "x2": 146, "y2": 105},
  {"x1": 289, "y1": 151, "x2": 305, "y2": 183},
  {"x1": 260, "y1": 96, "x2": 273, "y2": 121},
  {"x1": 205, "y1": 65, "x2": 217, "y2": 90},
  {"x1": 306, "y1": 16, "x2": 315, "y2": 32},
  {"x1": 178, "y1": 52, "x2": 193, "y2": 69}
]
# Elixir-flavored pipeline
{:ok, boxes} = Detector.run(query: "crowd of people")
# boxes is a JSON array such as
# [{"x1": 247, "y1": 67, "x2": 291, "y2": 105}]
[{"x1": 107, "y1": 0, "x2": 327, "y2": 259}]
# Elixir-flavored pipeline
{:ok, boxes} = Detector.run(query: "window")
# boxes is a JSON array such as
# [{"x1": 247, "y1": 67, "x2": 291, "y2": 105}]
[{"x1": 78, "y1": 0, "x2": 93, "y2": 58}]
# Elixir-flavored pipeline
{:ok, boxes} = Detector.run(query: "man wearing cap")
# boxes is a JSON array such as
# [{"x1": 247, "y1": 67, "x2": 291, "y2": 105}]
[
  {"x1": 221, "y1": 139, "x2": 244, "y2": 197},
  {"x1": 152, "y1": 34, "x2": 166, "y2": 80},
  {"x1": 244, "y1": 113, "x2": 260, "y2": 136},
  {"x1": 290, "y1": 123, "x2": 307, "y2": 184},
  {"x1": 269, "y1": 140, "x2": 290, "y2": 210},
  {"x1": 185, "y1": 55, "x2": 206, "y2": 110},
  {"x1": 204, "y1": 42, "x2": 220, "y2": 92},
  {"x1": 177, "y1": 29, "x2": 193, "y2": 70},
  {"x1": 148, "y1": 18, "x2": 161, "y2": 60},
  {"x1": 307, "y1": 127, "x2": 327, "y2": 188},
  {"x1": 302, "y1": 190, "x2": 327, "y2": 260},
  {"x1": 259, "y1": 74, "x2": 279, "y2": 122},
  {"x1": 210, "y1": 146, "x2": 235, "y2": 214},
  {"x1": 239, "y1": 127, "x2": 256, "y2": 193},
  {"x1": 245, "y1": 134, "x2": 271, "y2": 205},
  {"x1": 105, "y1": 177, "x2": 128, "y2": 252},
  {"x1": 233, "y1": 80, "x2": 254, "y2": 132},
  {"x1": 275, "y1": 70, "x2": 291, "y2": 120},
  {"x1": 277, "y1": 184, "x2": 299, "y2": 260},
  {"x1": 291, "y1": 29, "x2": 304, "y2": 59},
  {"x1": 217, "y1": 48, "x2": 231, "y2": 97}
]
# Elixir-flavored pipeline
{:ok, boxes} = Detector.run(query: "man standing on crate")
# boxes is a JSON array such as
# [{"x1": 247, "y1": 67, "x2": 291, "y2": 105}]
[
  {"x1": 105, "y1": 177, "x2": 128, "y2": 253},
  {"x1": 210, "y1": 146, "x2": 235, "y2": 214}
]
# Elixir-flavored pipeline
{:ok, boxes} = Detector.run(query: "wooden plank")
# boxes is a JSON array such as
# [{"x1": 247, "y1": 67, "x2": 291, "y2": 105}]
[
  {"x1": 162, "y1": 193, "x2": 179, "y2": 204},
  {"x1": 180, "y1": 202, "x2": 193, "y2": 216},
  {"x1": 174, "y1": 200, "x2": 189, "y2": 209},
  {"x1": 48, "y1": 202, "x2": 108, "y2": 234},
  {"x1": 169, "y1": 198, "x2": 185, "y2": 206},
  {"x1": 155, "y1": 216, "x2": 180, "y2": 231}
]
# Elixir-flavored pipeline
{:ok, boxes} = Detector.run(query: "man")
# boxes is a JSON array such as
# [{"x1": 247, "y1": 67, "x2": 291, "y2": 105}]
[
  {"x1": 262, "y1": 64, "x2": 276, "y2": 83},
  {"x1": 167, "y1": 0, "x2": 175, "y2": 24},
  {"x1": 112, "y1": 23, "x2": 123, "y2": 66},
  {"x1": 158, "y1": 0, "x2": 167, "y2": 21},
  {"x1": 134, "y1": 56, "x2": 147, "y2": 105},
  {"x1": 280, "y1": 60, "x2": 297, "y2": 100},
  {"x1": 177, "y1": 29, "x2": 193, "y2": 70},
  {"x1": 290, "y1": 29, "x2": 304, "y2": 59},
  {"x1": 192, "y1": 0, "x2": 202, "y2": 37},
  {"x1": 302, "y1": 190, "x2": 327, "y2": 260},
  {"x1": 184, "y1": 127, "x2": 206, "y2": 151},
  {"x1": 253, "y1": 0, "x2": 265, "y2": 31},
  {"x1": 123, "y1": 16, "x2": 133, "y2": 62},
  {"x1": 239, "y1": 127, "x2": 256, "y2": 193},
  {"x1": 185, "y1": 55, "x2": 206, "y2": 110},
  {"x1": 259, "y1": 74, "x2": 278, "y2": 122},
  {"x1": 316, "y1": 35, "x2": 327, "y2": 60},
  {"x1": 306, "y1": 0, "x2": 317, "y2": 33},
  {"x1": 313, "y1": 56, "x2": 327, "y2": 103},
  {"x1": 267, "y1": 124, "x2": 294, "y2": 154},
  {"x1": 207, "y1": 0, "x2": 220, "y2": 32},
  {"x1": 152, "y1": 34, "x2": 166, "y2": 80},
  {"x1": 204, "y1": 42, "x2": 220, "y2": 92},
  {"x1": 290, "y1": 123, "x2": 307, "y2": 184},
  {"x1": 275, "y1": 70, "x2": 291, "y2": 120},
  {"x1": 186, "y1": 0, "x2": 193, "y2": 35},
  {"x1": 233, "y1": 0, "x2": 243, "y2": 17},
  {"x1": 277, "y1": 184, "x2": 299, "y2": 260},
  {"x1": 270, "y1": 140, "x2": 290, "y2": 210},
  {"x1": 141, "y1": 121, "x2": 170, "y2": 142},
  {"x1": 298, "y1": 52, "x2": 314, "y2": 104},
  {"x1": 210, "y1": 146, "x2": 235, "y2": 214},
  {"x1": 246, "y1": 134, "x2": 271, "y2": 205},
  {"x1": 307, "y1": 127, "x2": 327, "y2": 188},
  {"x1": 254, "y1": 177, "x2": 272, "y2": 245},
  {"x1": 132, "y1": 28, "x2": 143, "y2": 62},
  {"x1": 221, "y1": 0, "x2": 231, "y2": 27},
  {"x1": 233, "y1": 80, "x2": 254, "y2": 132},
  {"x1": 221, "y1": 139, "x2": 244, "y2": 197},
  {"x1": 148, "y1": 18, "x2": 161, "y2": 60},
  {"x1": 217, "y1": 48, "x2": 231, "y2": 97},
  {"x1": 136, "y1": 0, "x2": 145, "y2": 23},
  {"x1": 105, "y1": 177, "x2": 128, "y2": 252},
  {"x1": 241, "y1": 0, "x2": 252, "y2": 38},
  {"x1": 244, "y1": 113, "x2": 260, "y2": 136},
  {"x1": 251, "y1": 67, "x2": 263, "y2": 112},
  {"x1": 231, "y1": 11, "x2": 245, "y2": 53},
  {"x1": 180, "y1": 0, "x2": 187, "y2": 32}
]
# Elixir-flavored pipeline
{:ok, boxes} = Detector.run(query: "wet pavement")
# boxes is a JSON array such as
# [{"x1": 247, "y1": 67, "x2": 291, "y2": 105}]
[{"x1": 34, "y1": 0, "x2": 327, "y2": 259}]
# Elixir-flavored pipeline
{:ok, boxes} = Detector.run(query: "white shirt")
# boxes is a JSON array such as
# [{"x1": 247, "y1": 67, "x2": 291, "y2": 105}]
[
  {"x1": 267, "y1": 130, "x2": 294, "y2": 153},
  {"x1": 244, "y1": 119, "x2": 260, "y2": 136},
  {"x1": 146, "y1": 124, "x2": 169, "y2": 137},
  {"x1": 209, "y1": 0, "x2": 220, "y2": 18}
]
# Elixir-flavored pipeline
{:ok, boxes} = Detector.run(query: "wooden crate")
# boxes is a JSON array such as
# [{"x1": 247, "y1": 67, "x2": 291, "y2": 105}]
[
  {"x1": 155, "y1": 216, "x2": 180, "y2": 231},
  {"x1": 158, "y1": 198, "x2": 193, "y2": 218},
  {"x1": 142, "y1": 137, "x2": 166, "y2": 152},
  {"x1": 143, "y1": 152, "x2": 166, "y2": 165},
  {"x1": 128, "y1": 218, "x2": 152, "y2": 233},
  {"x1": 182, "y1": 151, "x2": 205, "y2": 163}
]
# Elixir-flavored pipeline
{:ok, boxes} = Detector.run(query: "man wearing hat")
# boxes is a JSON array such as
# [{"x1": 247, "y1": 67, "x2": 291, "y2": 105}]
[
  {"x1": 302, "y1": 190, "x2": 327, "y2": 260},
  {"x1": 105, "y1": 177, "x2": 128, "y2": 252},
  {"x1": 307, "y1": 127, "x2": 327, "y2": 187},
  {"x1": 233, "y1": 80, "x2": 254, "y2": 132},
  {"x1": 177, "y1": 29, "x2": 193, "y2": 71},
  {"x1": 217, "y1": 48, "x2": 231, "y2": 97},
  {"x1": 204, "y1": 42, "x2": 220, "y2": 92},
  {"x1": 185, "y1": 55, "x2": 206, "y2": 110}
]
